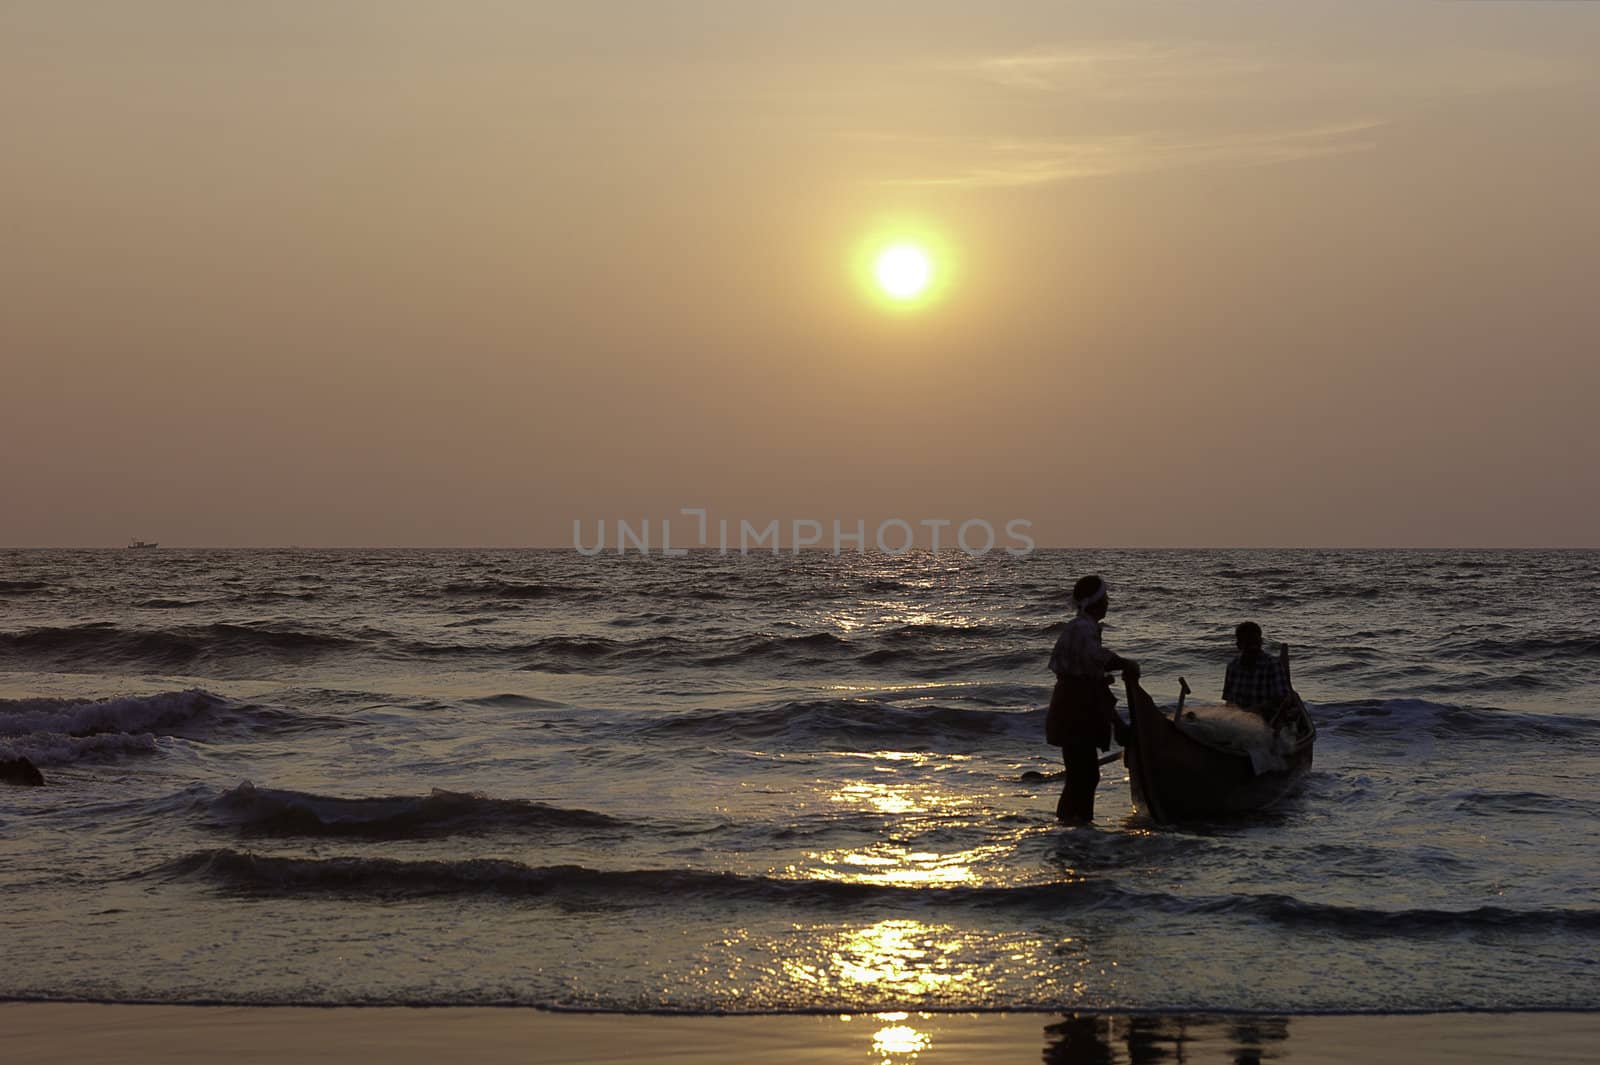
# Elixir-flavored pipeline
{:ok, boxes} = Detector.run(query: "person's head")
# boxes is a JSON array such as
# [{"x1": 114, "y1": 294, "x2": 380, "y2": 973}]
[
  {"x1": 1073, "y1": 574, "x2": 1110, "y2": 619},
  {"x1": 1235, "y1": 621, "x2": 1264, "y2": 655}
]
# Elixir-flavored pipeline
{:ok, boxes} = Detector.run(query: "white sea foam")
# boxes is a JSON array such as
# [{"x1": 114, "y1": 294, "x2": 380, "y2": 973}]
[
  {"x1": 0, "y1": 690, "x2": 224, "y2": 739},
  {"x1": 0, "y1": 690, "x2": 226, "y2": 765},
  {"x1": 1, "y1": 730, "x2": 162, "y2": 766}
]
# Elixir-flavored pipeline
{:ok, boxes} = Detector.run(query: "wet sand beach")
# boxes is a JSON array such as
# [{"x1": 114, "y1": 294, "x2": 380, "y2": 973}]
[{"x1": 5, "y1": 1005, "x2": 1598, "y2": 1065}]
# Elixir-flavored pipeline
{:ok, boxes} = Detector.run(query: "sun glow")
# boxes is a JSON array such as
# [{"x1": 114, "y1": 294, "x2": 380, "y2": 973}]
[
  {"x1": 875, "y1": 245, "x2": 932, "y2": 300},
  {"x1": 855, "y1": 223, "x2": 951, "y2": 311}
]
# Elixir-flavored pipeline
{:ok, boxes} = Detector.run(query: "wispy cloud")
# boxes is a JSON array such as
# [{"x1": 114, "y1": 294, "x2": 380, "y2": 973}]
[
  {"x1": 875, "y1": 120, "x2": 1386, "y2": 189},
  {"x1": 962, "y1": 43, "x2": 1269, "y2": 99},
  {"x1": 864, "y1": 36, "x2": 1584, "y2": 189},
  {"x1": 954, "y1": 41, "x2": 1582, "y2": 102}
]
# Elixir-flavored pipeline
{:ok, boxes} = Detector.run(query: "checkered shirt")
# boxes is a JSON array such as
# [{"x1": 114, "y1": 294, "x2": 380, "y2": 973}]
[
  {"x1": 1049, "y1": 613, "x2": 1114, "y2": 679},
  {"x1": 1223, "y1": 652, "x2": 1289, "y2": 710}
]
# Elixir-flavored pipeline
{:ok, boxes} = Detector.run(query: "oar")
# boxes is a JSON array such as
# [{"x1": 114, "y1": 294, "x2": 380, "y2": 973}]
[
  {"x1": 1266, "y1": 644, "x2": 1299, "y2": 732},
  {"x1": 1020, "y1": 747, "x2": 1125, "y2": 782}
]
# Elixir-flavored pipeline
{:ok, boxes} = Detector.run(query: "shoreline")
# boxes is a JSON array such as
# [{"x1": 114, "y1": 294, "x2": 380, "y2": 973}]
[
  {"x1": 6, "y1": 1004, "x2": 1598, "y2": 1064},
  {"x1": 7, "y1": 997, "x2": 1600, "y2": 1017}
]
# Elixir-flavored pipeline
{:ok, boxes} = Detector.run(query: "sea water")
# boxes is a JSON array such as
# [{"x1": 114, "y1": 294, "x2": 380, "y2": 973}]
[{"x1": 1, "y1": 549, "x2": 1596, "y2": 1012}]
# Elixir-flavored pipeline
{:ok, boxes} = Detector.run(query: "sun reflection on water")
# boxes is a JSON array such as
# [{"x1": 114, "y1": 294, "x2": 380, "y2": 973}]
[
  {"x1": 805, "y1": 841, "x2": 998, "y2": 887},
  {"x1": 721, "y1": 919, "x2": 1062, "y2": 1011},
  {"x1": 827, "y1": 778, "x2": 977, "y2": 817},
  {"x1": 871, "y1": 1012, "x2": 932, "y2": 1061},
  {"x1": 793, "y1": 919, "x2": 978, "y2": 998},
  {"x1": 800, "y1": 775, "x2": 1030, "y2": 888}
]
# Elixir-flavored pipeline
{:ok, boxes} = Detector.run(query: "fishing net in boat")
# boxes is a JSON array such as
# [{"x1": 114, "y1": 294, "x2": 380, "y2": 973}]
[{"x1": 1174, "y1": 703, "x2": 1290, "y2": 774}]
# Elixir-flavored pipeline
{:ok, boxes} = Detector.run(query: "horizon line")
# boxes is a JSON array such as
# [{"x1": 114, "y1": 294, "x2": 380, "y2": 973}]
[{"x1": 3, "y1": 544, "x2": 1597, "y2": 553}]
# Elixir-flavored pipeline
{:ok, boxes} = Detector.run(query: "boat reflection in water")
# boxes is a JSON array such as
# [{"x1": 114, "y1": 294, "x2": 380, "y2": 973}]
[
  {"x1": 1044, "y1": 1013, "x2": 1291, "y2": 1064},
  {"x1": 848, "y1": 1011, "x2": 1293, "y2": 1064}
]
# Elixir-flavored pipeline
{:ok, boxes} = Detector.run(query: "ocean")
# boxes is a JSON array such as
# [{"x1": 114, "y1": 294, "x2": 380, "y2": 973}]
[{"x1": 1, "y1": 548, "x2": 1596, "y2": 1014}]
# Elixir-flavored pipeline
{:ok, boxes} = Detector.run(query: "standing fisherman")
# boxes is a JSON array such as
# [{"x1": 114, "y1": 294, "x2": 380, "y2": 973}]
[{"x1": 1047, "y1": 575, "x2": 1137, "y2": 824}]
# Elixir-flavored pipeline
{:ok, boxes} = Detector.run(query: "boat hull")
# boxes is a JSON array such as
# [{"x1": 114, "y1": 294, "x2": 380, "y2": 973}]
[{"x1": 1123, "y1": 680, "x2": 1314, "y2": 823}]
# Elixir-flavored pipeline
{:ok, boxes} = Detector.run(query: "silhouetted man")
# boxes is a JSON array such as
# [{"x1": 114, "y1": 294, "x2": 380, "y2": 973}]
[
  {"x1": 1223, "y1": 621, "x2": 1289, "y2": 717},
  {"x1": 1046, "y1": 574, "x2": 1136, "y2": 824}
]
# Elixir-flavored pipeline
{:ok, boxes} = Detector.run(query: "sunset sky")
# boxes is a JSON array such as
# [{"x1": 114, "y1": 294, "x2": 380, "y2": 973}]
[{"x1": 3, "y1": 2, "x2": 1597, "y2": 547}]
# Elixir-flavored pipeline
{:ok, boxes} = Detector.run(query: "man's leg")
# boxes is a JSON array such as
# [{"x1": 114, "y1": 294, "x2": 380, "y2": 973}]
[
  {"x1": 1057, "y1": 739, "x2": 1101, "y2": 823},
  {"x1": 1056, "y1": 744, "x2": 1074, "y2": 820}
]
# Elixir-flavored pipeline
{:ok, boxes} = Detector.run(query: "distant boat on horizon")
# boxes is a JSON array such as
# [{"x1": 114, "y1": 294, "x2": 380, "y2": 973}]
[{"x1": 126, "y1": 539, "x2": 159, "y2": 550}]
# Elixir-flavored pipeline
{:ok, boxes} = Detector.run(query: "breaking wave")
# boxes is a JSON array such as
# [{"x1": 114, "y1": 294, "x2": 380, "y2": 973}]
[
  {"x1": 0, "y1": 623, "x2": 362, "y2": 671},
  {"x1": 0, "y1": 690, "x2": 339, "y2": 766},
  {"x1": 205, "y1": 782, "x2": 623, "y2": 838},
  {"x1": 641, "y1": 698, "x2": 1042, "y2": 746},
  {"x1": 152, "y1": 849, "x2": 1600, "y2": 936},
  {"x1": 0, "y1": 689, "x2": 232, "y2": 739},
  {"x1": 1313, "y1": 699, "x2": 1600, "y2": 742}
]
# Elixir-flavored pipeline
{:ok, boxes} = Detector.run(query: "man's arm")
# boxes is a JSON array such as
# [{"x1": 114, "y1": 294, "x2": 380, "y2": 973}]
[
  {"x1": 1077, "y1": 623, "x2": 1134, "y2": 677},
  {"x1": 1097, "y1": 641, "x2": 1137, "y2": 743},
  {"x1": 1101, "y1": 667, "x2": 1134, "y2": 746},
  {"x1": 1223, "y1": 661, "x2": 1238, "y2": 705},
  {"x1": 1105, "y1": 651, "x2": 1136, "y2": 674}
]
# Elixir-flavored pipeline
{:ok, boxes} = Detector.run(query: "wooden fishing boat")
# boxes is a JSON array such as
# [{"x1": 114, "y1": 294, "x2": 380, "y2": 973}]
[{"x1": 1121, "y1": 673, "x2": 1315, "y2": 824}]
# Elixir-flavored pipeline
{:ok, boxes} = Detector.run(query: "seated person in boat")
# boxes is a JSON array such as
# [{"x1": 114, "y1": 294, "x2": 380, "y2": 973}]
[{"x1": 1222, "y1": 621, "x2": 1289, "y2": 718}]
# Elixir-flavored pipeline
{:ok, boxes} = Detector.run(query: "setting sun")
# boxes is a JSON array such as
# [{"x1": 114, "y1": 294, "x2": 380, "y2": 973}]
[
  {"x1": 854, "y1": 222, "x2": 952, "y2": 311},
  {"x1": 875, "y1": 244, "x2": 932, "y2": 300}
]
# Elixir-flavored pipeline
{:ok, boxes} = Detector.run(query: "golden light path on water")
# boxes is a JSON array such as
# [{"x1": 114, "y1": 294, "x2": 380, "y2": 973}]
[
  {"x1": 771, "y1": 760, "x2": 1081, "y2": 1026},
  {"x1": 708, "y1": 684, "x2": 1127, "y2": 1018},
  {"x1": 769, "y1": 749, "x2": 1052, "y2": 1014},
  {"x1": 801, "y1": 749, "x2": 1030, "y2": 887},
  {"x1": 869, "y1": 1012, "x2": 932, "y2": 1061},
  {"x1": 711, "y1": 916, "x2": 1104, "y2": 1013},
  {"x1": 703, "y1": 759, "x2": 1121, "y2": 1011}
]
